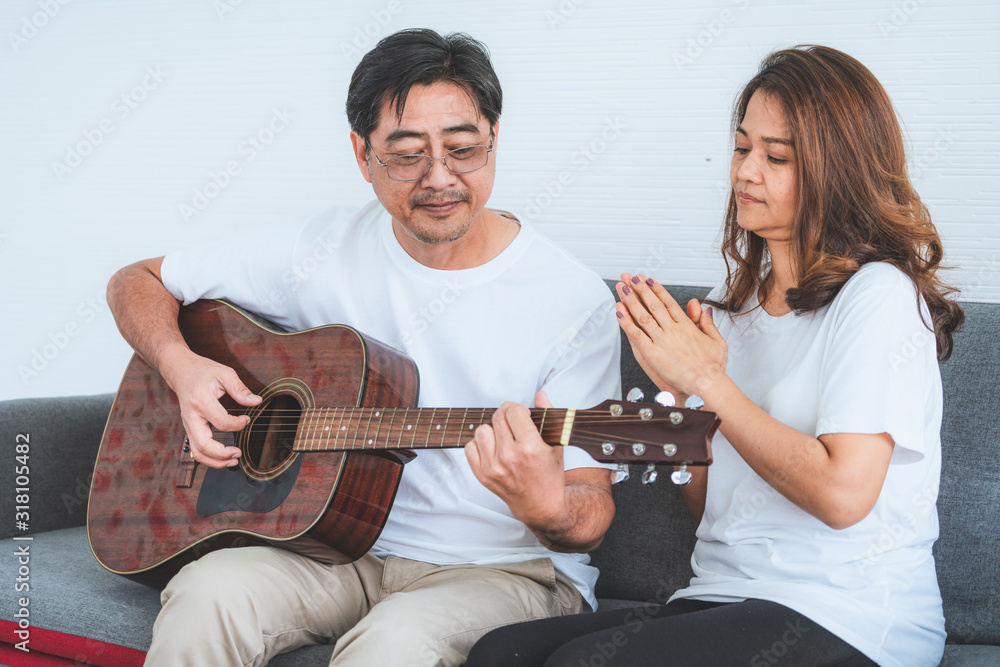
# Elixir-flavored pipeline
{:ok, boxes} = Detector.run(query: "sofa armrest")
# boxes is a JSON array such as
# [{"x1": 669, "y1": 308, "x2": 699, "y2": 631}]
[{"x1": 0, "y1": 393, "x2": 115, "y2": 540}]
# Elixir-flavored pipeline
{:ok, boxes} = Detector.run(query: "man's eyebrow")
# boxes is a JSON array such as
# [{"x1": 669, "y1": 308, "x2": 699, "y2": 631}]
[
  {"x1": 384, "y1": 123, "x2": 483, "y2": 145},
  {"x1": 735, "y1": 125, "x2": 794, "y2": 146}
]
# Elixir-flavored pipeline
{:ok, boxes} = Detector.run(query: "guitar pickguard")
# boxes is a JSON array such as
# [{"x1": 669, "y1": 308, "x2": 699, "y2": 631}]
[{"x1": 196, "y1": 454, "x2": 305, "y2": 518}]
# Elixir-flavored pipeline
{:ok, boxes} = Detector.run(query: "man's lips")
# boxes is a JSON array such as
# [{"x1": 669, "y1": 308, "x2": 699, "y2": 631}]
[{"x1": 415, "y1": 201, "x2": 461, "y2": 214}]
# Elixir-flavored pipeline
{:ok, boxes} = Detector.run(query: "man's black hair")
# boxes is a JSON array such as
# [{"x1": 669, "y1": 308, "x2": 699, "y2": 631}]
[{"x1": 346, "y1": 28, "x2": 502, "y2": 145}]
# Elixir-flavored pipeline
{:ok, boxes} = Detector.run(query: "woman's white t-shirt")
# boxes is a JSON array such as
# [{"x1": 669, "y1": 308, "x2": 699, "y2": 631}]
[{"x1": 671, "y1": 262, "x2": 946, "y2": 667}]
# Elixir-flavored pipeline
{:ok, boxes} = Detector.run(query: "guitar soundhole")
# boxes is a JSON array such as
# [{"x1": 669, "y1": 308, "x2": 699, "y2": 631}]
[{"x1": 245, "y1": 394, "x2": 301, "y2": 472}]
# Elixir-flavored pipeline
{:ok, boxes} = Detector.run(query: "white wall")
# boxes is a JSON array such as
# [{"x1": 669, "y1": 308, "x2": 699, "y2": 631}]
[{"x1": 3, "y1": 0, "x2": 998, "y2": 401}]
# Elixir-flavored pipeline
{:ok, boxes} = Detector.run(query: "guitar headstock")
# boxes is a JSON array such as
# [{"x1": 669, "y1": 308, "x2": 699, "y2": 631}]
[{"x1": 568, "y1": 391, "x2": 719, "y2": 484}]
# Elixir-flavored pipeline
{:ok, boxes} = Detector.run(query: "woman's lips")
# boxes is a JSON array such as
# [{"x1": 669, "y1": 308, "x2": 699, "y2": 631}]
[{"x1": 737, "y1": 192, "x2": 762, "y2": 205}]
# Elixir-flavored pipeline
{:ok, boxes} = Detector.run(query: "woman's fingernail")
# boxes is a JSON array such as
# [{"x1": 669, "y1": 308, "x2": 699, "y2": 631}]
[
  {"x1": 646, "y1": 278, "x2": 655, "y2": 287},
  {"x1": 616, "y1": 311, "x2": 624, "y2": 320},
  {"x1": 705, "y1": 306, "x2": 714, "y2": 317},
  {"x1": 631, "y1": 275, "x2": 640, "y2": 284},
  {"x1": 622, "y1": 285, "x2": 631, "y2": 296}
]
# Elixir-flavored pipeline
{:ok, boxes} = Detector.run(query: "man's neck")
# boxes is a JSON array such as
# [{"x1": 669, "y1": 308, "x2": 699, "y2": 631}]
[{"x1": 391, "y1": 209, "x2": 521, "y2": 271}]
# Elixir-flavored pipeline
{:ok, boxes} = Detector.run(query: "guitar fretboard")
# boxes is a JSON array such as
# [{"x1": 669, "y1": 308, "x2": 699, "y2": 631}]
[{"x1": 293, "y1": 407, "x2": 573, "y2": 452}]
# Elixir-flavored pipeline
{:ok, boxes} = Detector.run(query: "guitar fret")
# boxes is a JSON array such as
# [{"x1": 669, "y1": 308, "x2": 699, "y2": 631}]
[
  {"x1": 344, "y1": 408, "x2": 354, "y2": 449},
  {"x1": 396, "y1": 408, "x2": 410, "y2": 449},
  {"x1": 319, "y1": 407, "x2": 328, "y2": 450},
  {"x1": 442, "y1": 409, "x2": 451, "y2": 448},
  {"x1": 314, "y1": 408, "x2": 325, "y2": 451},
  {"x1": 317, "y1": 408, "x2": 327, "y2": 451},
  {"x1": 375, "y1": 409, "x2": 385, "y2": 450},
  {"x1": 360, "y1": 407, "x2": 373, "y2": 450},
  {"x1": 340, "y1": 408, "x2": 358, "y2": 450},
  {"x1": 294, "y1": 409, "x2": 307, "y2": 450},
  {"x1": 423, "y1": 409, "x2": 434, "y2": 450},
  {"x1": 323, "y1": 407, "x2": 332, "y2": 451},
  {"x1": 309, "y1": 407, "x2": 319, "y2": 451},
  {"x1": 304, "y1": 407, "x2": 316, "y2": 451},
  {"x1": 409, "y1": 407, "x2": 419, "y2": 449},
  {"x1": 330, "y1": 407, "x2": 340, "y2": 450}
]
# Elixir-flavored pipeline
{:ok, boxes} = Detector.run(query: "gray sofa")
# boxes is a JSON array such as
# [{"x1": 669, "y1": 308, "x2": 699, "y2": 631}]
[{"x1": 1, "y1": 283, "x2": 997, "y2": 667}]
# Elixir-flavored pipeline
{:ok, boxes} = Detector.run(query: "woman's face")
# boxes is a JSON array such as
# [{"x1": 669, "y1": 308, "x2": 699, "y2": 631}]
[{"x1": 730, "y1": 91, "x2": 797, "y2": 243}]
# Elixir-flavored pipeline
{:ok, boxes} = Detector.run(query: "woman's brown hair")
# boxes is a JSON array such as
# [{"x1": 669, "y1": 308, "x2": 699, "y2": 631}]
[{"x1": 713, "y1": 45, "x2": 964, "y2": 360}]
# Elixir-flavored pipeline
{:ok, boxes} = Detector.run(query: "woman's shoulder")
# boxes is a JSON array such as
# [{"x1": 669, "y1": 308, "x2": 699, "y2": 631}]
[
  {"x1": 841, "y1": 261, "x2": 913, "y2": 293},
  {"x1": 831, "y1": 262, "x2": 927, "y2": 327}
]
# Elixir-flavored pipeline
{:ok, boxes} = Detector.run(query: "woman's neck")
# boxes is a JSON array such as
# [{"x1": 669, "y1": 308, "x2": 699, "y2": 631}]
[{"x1": 762, "y1": 240, "x2": 796, "y2": 317}]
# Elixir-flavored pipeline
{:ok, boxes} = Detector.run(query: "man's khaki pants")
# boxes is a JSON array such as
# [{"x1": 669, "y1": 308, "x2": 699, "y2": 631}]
[{"x1": 143, "y1": 545, "x2": 584, "y2": 667}]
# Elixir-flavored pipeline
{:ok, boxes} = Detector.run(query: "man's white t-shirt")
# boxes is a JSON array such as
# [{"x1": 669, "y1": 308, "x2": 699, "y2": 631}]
[
  {"x1": 160, "y1": 201, "x2": 621, "y2": 609},
  {"x1": 671, "y1": 263, "x2": 946, "y2": 666}
]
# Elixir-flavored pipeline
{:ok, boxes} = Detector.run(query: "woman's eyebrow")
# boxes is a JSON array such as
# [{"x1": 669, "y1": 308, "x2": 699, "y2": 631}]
[{"x1": 735, "y1": 125, "x2": 793, "y2": 146}]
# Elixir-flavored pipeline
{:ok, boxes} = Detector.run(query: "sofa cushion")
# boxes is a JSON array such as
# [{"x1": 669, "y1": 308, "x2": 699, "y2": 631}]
[
  {"x1": 934, "y1": 300, "x2": 1000, "y2": 647},
  {"x1": 0, "y1": 525, "x2": 337, "y2": 666}
]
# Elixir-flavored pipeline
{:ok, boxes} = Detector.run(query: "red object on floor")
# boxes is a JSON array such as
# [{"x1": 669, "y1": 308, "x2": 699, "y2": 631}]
[{"x1": 0, "y1": 621, "x2": 145, "y2": 667}]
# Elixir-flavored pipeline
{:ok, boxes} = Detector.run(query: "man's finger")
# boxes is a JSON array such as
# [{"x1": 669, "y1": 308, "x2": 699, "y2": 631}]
[
  {"x1": 203, "y1": 395, "x2": 250, "y2": 433},
  {"x1": 502, "y1": 402, "x2": 538, "y2": 442},
  {"x1": 533, "y1": 390, "x2": 553, "y2": 409},
  {"x1": 221, "y1": 368, "x2": 262, "y2": 407}
]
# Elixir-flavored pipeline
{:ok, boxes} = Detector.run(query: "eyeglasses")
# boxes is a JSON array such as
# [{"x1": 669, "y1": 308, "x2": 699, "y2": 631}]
[{"x1": 369, "y1": 141, "x2": 493, "y2": 182}]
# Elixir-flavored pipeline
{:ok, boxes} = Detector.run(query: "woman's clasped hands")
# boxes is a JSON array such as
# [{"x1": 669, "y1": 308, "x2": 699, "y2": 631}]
[{"x1": 614, "y1": 272, "x2": 728, "y2": 404}]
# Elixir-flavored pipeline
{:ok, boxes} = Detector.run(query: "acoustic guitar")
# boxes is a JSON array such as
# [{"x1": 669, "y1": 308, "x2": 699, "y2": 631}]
[{"x1": 87, "y1": 300, "x2": 718, "y2": 586}]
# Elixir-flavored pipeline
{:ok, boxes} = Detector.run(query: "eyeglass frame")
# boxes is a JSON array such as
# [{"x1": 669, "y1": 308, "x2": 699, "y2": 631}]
[{"x1": 366, "y1": 139, "x2": 494, "y2": 182}]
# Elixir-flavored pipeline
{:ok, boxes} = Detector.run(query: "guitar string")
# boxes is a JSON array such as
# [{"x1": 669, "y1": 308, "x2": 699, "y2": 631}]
[{"x1": 246, "y1": 428, "x2": 705, "y2": 450}]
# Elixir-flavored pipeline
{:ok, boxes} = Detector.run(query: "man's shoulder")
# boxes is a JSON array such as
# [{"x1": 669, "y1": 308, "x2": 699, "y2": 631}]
[
  {"x1": 515, "y1": 225, "x2": 613, "y2": 301},
  {"x1": 513, "y1": 224, "x2": 602, "y2": 276},
  {"x1": 290, "y1": 200, "x2": 386, "y2": 252}
]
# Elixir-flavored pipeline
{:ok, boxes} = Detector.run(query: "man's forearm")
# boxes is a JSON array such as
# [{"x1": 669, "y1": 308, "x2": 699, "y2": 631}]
[
  {"x1": 107, "y1": 258, "x2": 188, "y2": 376},
  {"x1": 528, "y1": 481, "x2": 615, "y2": 553}
]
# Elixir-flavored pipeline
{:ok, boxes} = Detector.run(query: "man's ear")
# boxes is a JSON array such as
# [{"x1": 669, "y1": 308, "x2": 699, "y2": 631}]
[{"x1": 350, "y1": 131, "x2": 373, "y2": 184}]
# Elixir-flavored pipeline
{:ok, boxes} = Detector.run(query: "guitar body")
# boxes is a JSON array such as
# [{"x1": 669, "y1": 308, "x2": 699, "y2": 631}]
[{"x1": 87, "y1": 300, "x2": 419, "y2": 586}]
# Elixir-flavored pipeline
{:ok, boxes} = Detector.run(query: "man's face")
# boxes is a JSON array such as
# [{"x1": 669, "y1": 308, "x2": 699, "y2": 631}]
[{"x1": 352, "y1": 81, "x2": 497, "y2": 248}]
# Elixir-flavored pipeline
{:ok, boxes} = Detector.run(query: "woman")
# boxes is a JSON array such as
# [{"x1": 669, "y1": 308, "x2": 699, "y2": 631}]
[{"x1": 465, "y1": 45, "x2": 963, "y2": 667}]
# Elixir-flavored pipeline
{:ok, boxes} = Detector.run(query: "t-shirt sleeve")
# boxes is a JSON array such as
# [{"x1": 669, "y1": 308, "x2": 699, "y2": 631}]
[
  {"x1": 161, "y1": 225, "x2": 298, "y2": 314},
  {"x1": 159, "y1": 210, "x2": 347, "y2": 330},
  {"x1": 540, "y1": 290, "x2": 622, "y2": 472},
  {"x1": 814, "y1": 264, "x2": 941, "y2": 463}
]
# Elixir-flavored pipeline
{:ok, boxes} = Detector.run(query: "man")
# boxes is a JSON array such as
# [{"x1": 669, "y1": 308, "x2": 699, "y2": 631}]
[{"x1": 108, "y1": 28, "x2": 620, "y2": 666}]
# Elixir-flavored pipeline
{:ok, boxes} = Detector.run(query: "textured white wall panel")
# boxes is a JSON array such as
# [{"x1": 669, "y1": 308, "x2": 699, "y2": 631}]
[{"x1": 2, "y1": 0, "x2": 997, "y2": 400}]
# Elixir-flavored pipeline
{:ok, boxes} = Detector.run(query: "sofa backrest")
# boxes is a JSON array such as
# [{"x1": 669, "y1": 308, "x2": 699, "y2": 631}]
[
  {"x1": 590, "y1": 281, "x2": 1000, "y2": 648},
  {"x1": 0, "y1": 393, "x2": 115, "y2": 540},
  {"x1": 933, "y1": 300, "x2": 1000, "y2": 646}
]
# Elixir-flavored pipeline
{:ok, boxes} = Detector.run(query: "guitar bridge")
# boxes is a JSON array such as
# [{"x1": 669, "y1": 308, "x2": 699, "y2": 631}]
[{"x1": 176, "y1": 438, "x2": 198, "y2": 488}]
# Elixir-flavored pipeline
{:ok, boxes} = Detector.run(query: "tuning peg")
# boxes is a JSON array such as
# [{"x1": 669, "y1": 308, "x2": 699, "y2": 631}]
[
  {"x1": 654, "y1": 391, "x2": 676, "y2": 407},
  {"x1": 641, "y1": 464, "x2": 658, "y2": 485},
  {"x1": 612, "y1": 463, "x2": 630, "y2": 485},
  {"x1": 626, "y1": 387, "x2": 644, "y2": 403},
  {"x1": 684, "y1": 395, "x2": 705, "y2": 410},
  {"x1": 671, "y1": 464, "x2": 693, "y2": 486}
]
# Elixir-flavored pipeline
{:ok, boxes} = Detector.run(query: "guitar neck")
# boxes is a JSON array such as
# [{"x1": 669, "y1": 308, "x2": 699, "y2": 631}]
[{"x1": 294, "y1": 407, "x2": 573, "y2": 453}]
